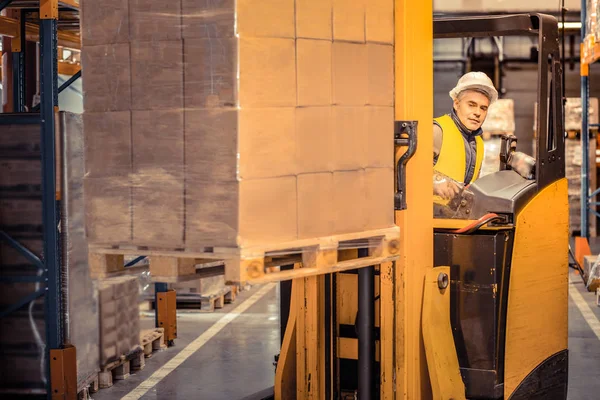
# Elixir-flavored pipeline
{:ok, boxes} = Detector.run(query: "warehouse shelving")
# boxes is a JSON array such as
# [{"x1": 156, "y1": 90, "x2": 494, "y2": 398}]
[
  {"x1": 0, "y1": 0, "x2": 81, "y2": 397},
  {"x1": 579, "y1": 0, "x2": 600, "y2": 238}
]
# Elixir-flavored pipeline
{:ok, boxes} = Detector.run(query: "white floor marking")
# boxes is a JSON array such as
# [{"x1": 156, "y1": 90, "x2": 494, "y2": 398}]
[
  {"x1": 569, "y1": 279, "x2": 600, "y2": 341},
  {"x1": 121, "y1": 283, "x2": 277, "y2": 400}
]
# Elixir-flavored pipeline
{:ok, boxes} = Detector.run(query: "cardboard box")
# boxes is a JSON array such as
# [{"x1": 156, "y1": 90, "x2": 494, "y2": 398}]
[
  {"x1": 297, "y1": 39, "x2": 332, "y2": 106},
  {"x1": 82, "y1": 44, "x2": 131, "y2": 112},
  {"x1": 0, "y1": 159, "x2": 40, "y2": 187},
  {"x1": 298, "y1": 173, "x2": 335, "y2": 238},
  {"x1": 185, "y1": 180, "x2": 240, "y2": 247},
  {"x1": 366, "y1": 107, "x2": 394, "y2": 168},
  {"x1": 97, "y1": 276, "x2": 140, "y2": 366},
  {"x1": 130, "y1": 0, "x2": 182, "y2": 41},
  {"x1": 81, "y1": 0, "x2": 129, "y2": 46},
  {"x1": 0, "y1": 199, "x2": 42, "y2": 227},
  {"x1": 133, "y1": 181, "x2": 184, "y2": 247},
  {"x1": 296, "y1": 107, "x2": 335, "y2": 174},
  {"x1": 333, "y1": 0, "x2": 365, "y2": 43},
  {"x1": 333, "y1": 170, "x2": 366, "y2": 234},
  {"x1": 296, "y1": 0, "x2": 332, "y2": 40},
  {"x1": 366, "y1": 0, "x2": 394, "y2": 44},
  {"x1": 132, "y1": 110, "x2": 184, "y2": 174},
  {"x1": 83, "y1": 111, "x2": 132, "y2": 178},
  {"x1": 367, "y1": 44, "x2": 394, "y2": 107},
  {"x1": 82, "y1": 0, "x2": 396, "y2": 253},
  {"x1": 239, "y1": 37, "x2": 296, "y2": 107},
  {"x1": 365, "y1": 168, "x2": 394, "y2": 229},
  {"x1": 173, "y1": 274, "x2": 226, "y2": 296},
  {"x1": 238, "y1": 108, "x2": 297, "y2": 179},
  {"x1": 333, "y1": 107, "x2": 367, "y2": 171},
  {"x1": 181, "y1": 0, "x2": 235, "y2": 39},
  {"x1": 185, "y1": 109, "x2": 238, "y2": 181},
  {"x1": 184, "y1": 38, "x2": 237, "y2": 108},
  {"x1": 332, "y1": 42, "x2": 368, "y2": 106},
  {"x1": 239, "y1": 176, "x2": 298, "y2": 245},
  {"x1": 84, "y1": 177, "x2": 132, "y2": 244},
  {"x1": 131, "y1": 40, "x2": 184, "y2": 110},
  {"x1": 237, "y1": 0, "x2": 295, "y2": 38}
]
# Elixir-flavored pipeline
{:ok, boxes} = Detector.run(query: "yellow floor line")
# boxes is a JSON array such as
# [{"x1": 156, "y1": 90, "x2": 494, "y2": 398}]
[{"x1": 569, "y1": 280, "x2": 600, "y2": 341}]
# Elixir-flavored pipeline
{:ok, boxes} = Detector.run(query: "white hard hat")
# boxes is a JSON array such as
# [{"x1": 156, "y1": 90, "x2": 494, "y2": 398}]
[{"x1": 449, "y1": 71, "x2": 498, "y2": 104}]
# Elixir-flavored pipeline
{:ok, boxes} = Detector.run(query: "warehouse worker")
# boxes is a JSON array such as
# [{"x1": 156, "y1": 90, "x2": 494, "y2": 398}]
[{"x1": 432, "y1": 71, "x2": 497, "y2": 200}]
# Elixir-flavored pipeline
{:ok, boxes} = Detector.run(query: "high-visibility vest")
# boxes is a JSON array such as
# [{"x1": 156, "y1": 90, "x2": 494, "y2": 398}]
[{"x1": 434, "y1": 114, "x2": 484, "y2": 184}]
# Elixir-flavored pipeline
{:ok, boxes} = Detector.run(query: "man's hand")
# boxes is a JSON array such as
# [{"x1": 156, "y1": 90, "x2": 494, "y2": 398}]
[
  {"x1": 507, "y1": 151, "x2": 536, "y2": 180},
  {"x1": 433, "y1": 172, "x2": 463, "y2": 200}
]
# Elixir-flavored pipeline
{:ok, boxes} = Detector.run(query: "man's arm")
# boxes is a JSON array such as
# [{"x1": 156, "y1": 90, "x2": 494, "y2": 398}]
[{"x1": 433, "y1": 123, "x2": 443, "y2": 165}]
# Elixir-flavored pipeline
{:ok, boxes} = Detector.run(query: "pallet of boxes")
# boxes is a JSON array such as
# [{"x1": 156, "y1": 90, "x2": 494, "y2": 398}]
[
  {"x1": 81, "y1": 0, "x2": 398, "y2": 314},
  {"x1": 480, "y1": 99, "x2": 516, "y2": 177}
]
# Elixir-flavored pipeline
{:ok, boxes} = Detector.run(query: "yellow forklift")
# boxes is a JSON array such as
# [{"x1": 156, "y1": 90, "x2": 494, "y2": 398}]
[
  {"x1": 253, "y1": 11, "x2": 568, "y2": 400},
  {"x1": 428, "y1": 14, "x2": 568, "y2": 400}
]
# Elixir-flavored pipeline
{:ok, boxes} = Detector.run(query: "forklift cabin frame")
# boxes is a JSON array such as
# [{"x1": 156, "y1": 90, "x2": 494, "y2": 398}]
[{"x1": 434, "y1": 13, "x2": 565, "y2": 191}]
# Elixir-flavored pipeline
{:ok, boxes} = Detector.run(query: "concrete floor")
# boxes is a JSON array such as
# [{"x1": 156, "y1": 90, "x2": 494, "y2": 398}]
[{"x1": 94, "y1": 273, "x2": 600, "y2": 400}]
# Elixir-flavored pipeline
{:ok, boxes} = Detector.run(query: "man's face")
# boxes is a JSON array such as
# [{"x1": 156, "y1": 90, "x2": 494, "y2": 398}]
[{"x1": 453, "y1": 90, "x2": 490, "y2": 131}]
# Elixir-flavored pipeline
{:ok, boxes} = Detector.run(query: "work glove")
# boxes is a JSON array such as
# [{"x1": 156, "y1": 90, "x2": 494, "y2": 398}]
[
  {"x1": 507, "y1": 151, "x2": 536, "y2": 180},
  {"x1": 433, "y1": 172, "x2": 463, "y2": 201}
]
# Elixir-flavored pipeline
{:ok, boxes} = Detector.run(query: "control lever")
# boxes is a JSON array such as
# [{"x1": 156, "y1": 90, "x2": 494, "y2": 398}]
[
  {"x1": 499, "y1": 133, "x2": 518, "y2": 171},
  {"x1": 395, "y1": 121, "x2": 418, "y2": 210},
  {"x1": 499, "y1": 133, "x2": 536, "y2": 180}
]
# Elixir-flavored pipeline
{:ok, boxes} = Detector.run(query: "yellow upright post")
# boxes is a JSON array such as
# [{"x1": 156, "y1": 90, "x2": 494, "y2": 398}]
[{"x1": 395, "y1": 0, "x2": 434, "y2": 398}]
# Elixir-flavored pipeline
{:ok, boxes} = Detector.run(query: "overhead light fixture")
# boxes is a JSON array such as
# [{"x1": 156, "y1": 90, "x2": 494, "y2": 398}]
[{"x1": 558, "y1": 22, "x2": 582, "y2": 30}]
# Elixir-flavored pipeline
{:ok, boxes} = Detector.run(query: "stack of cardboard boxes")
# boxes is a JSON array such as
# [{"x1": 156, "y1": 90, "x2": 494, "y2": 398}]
[
  {"x1": 81, "y1": 0, "x2": 395, "y2": 251},
  {"x1": 97, "y1": 276, "x2": 140, "y2": 366}
]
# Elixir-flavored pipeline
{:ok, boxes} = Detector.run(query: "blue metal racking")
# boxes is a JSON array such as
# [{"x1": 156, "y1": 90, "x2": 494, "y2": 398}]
[
  {"x1": 0, "y1": 0, "x2": 81, "y2": 397},
  {"x1": 581, "y1": 0, "x2": 591, "y2": 239},
  {"x1": 579, "y1": 0, "x2": 600, "y2": 239}
]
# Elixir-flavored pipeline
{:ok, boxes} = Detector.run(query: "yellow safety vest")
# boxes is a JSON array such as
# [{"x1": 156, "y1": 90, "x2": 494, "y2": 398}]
[{"x1": 434, "y1": 114, "x2": 484, "y2": 184}]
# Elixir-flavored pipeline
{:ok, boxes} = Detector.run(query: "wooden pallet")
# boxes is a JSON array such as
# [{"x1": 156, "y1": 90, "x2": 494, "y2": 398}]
[
  {"x1": 140, "y1": 327, "x2": 167, "y2": 357},
  {"x1": 88, "y1": 227, "x2": 401, "y2": 284},
  {"x1": 148, "y1": 285, "x2": 238, "y2": 312},
  {"x1": 77, "y1": 375, "x2": 99, "y2": 400},
  {"x1": 98, "y1": 346, "x2": 145, "y2": 389},
  {"x1": 80, "y1": 329, "x2": 166, "y2": 395}
]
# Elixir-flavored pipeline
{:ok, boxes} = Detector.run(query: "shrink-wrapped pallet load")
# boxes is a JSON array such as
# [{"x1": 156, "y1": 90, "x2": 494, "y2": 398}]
[
  {"x1": 81, "y1": 0, "x2": 396, "y2": 251},
  {"x1": 0, "y1": 114, "x2": 100, "y2": 393}
]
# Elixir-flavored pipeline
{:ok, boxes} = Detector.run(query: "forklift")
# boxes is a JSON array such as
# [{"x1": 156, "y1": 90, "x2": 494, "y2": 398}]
[
  {"x1": 428, "y1": 13, "x2": 568, "y2": 400},
  {"x1": 254, "y1": 12, "x2": 568, "y2": 400}
]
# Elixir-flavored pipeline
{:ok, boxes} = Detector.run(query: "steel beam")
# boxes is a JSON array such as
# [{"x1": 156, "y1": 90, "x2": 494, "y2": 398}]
[
  {"x1": 125, "y1": 255, "x2": 146, "y2": 268},
  {"x1": 40, "y1": 8, "x2": 63, "y2": 390},
  {"x1": 11, "y1": 10, "x2": 26, "y2": 112},
  {"x1": 0, "y1": 288, "x2": 45, "y2": 319},
  {"x1": 357, "y1": 248, "x2": 375, "y2": 400},
  {"x1": 154, "y1": 282, "x2": 168, "y2": 328},
  {"x1": 582, "y1": 0, "x2": 590, "y2": 238},
  {"x1": 0, "y1": 0, "x2": 14, "y2": 12},
  {"x1": 395, "y1": 0, "x2": 434, "y2": 397},
  {"x1": 0, "y1": 275, "x2": 46, "y2": 283},
  {"x1": 580, "y1": 0, "x2": 590, "y2": 238},
  {"x1": 0, "y1": 230, "x2": 44, "y2": 269},
  {"x1": 0, "y1": 112, "x2": 40, "y2": 125},
  {"x1": 0, "y1": 15, "x2": 81, "y2": 49}
]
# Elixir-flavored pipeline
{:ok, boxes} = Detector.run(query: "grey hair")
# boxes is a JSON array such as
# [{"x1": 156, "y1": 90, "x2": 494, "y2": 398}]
[{"x1": 456, "y1": 88, "x2": 491, "y2": 102}]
